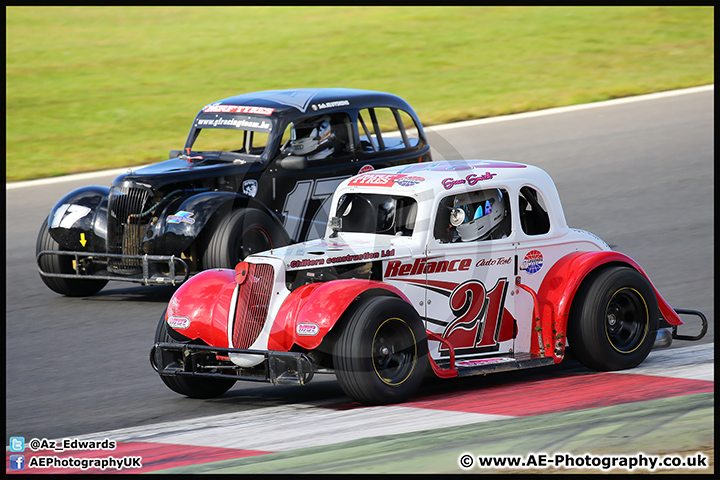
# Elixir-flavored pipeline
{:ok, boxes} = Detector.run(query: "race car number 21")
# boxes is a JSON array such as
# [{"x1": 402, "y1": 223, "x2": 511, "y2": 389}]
[{"x1": 440, "y1": 278, "x2": 510, "y2": 354}]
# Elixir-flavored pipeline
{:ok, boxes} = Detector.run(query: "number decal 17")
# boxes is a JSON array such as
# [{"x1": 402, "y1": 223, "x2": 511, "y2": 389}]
[{"x1": 282, "y1": 177, "x2": 349, "y2": 242}]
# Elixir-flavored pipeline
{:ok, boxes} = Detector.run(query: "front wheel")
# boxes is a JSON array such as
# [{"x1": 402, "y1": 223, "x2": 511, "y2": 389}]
[
  {"x1": 568, "y1": 266, "x2": 658, "y2": 371},
  {"x1": 36, "y1": 216, "x2": 108, "y2": 296},
  {"x1": 201, "y1": 209, "x2": 285, "y2": 269},
  {"x1": 153, "y1": 309, "x2": 236, "y2": 399},
  {"x1": 333, "y1": 296, "x2": 428, "y2": 405}
]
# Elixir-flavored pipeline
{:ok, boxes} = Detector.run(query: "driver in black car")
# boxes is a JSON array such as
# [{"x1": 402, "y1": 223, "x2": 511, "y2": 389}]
[{"x1": 284, "y1": 115, "x2": 346, "y2": 160}]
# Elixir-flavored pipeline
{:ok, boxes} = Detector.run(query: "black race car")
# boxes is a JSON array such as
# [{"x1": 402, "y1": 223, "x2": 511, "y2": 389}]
[{"x1": 36, "y1": 88, "x2": 432, "y2": 296}]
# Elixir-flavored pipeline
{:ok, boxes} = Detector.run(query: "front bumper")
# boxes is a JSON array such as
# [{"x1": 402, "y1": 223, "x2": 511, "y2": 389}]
[
  {"x1": 150, "y1": 342, "x2": 315, "y2": 386},
  {"x1": 37, "y1": 250, "x2": 189, "y2": 286},
  {"x1": 653, "y1": 309, "x2": 708, "y2": 348},
  {"x1": 669, "y1": 309, "x2": 708, "y2": 341}
]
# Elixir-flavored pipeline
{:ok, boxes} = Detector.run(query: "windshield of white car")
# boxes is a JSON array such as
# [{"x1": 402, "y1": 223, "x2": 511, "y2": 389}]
[{"x1": 332, "y1": 193, "x2": 417, "y2": 236}]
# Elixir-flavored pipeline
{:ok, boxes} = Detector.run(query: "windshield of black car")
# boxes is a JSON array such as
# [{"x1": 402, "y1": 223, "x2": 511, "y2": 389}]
[
  {"x1": 189, "y1": 112, "x2": 275, "y2": 158},
  {"x1": 333, "y1": 193, "x2": 417, "y2": 236}
]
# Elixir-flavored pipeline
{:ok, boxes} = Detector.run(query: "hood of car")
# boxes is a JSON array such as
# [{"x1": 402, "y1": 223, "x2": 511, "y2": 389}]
[
  {"x1": 253, "y1": 235, "x2": 412, "y2": 271},
  {"x1": 111, "y1": 158, "x2": 259, "y2": 190}
]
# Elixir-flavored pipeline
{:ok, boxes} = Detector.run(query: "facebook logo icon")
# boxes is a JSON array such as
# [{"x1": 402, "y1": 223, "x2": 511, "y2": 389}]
[{"x1": 9, "y1": 454, "x2": 25, "y2": 470}]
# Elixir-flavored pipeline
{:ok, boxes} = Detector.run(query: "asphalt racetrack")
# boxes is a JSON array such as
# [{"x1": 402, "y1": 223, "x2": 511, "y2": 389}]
[{"x1": 5, "y1": 86, "x2": 714, "y2": 473}]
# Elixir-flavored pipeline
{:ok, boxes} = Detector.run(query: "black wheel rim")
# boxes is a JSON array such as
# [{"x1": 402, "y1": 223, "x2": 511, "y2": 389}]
[
  {"x1": 604, "y1": 287, "x2": 649, "y2": 353},
  {"x1": 239, "y1": 226, "x2": 273, "y2": 259},
  {"x1": 372, "y1": 318, "x2": 417, "y2": 385}
]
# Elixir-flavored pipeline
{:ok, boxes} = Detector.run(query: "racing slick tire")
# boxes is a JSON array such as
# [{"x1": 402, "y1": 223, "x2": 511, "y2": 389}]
[
  {"x1": 153, "y1": 310, "x2": 236, "y2": 399},
  {"x1": 36, "y1": 216, "x2": 108, "y2": 297},
  {"x1": 202, "y1": 208, "x2": 284, "y2": 269},
  {"x1": 568, "y1": 266, "x2": 658, "y2": 371},
  {"x1": 333, "y1": 296, "x2": 428, "y2": 405}
]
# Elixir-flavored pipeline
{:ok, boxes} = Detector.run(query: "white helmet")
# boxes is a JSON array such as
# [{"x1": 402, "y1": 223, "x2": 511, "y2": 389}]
[
  {"x1": 450, "y1": 189, "x2": 507, "y2": 241},
  {"x1": 290, "y1": 115, "x2": 333, "y2": 157}
]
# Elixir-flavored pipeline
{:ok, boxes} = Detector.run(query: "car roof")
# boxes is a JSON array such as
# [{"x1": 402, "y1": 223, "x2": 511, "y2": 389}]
[
  {"x1": 201, "y1": 88, "x2": 417, "y2": 117},
  {"x1": 339, "y1": 160, "x2": 556, "y2": 197},
  {"x1": 335, "y1": 159, "x2": 569, "y2": 232}
]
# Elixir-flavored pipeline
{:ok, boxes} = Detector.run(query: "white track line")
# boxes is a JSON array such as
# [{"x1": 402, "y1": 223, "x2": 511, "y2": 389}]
[
  {"x1": 428, "y1": 84, "x2": 714, "y2": 131},
  {"x1": 6, "y1": 85, "x2": 713, "y2": 191},
  {"x1": 6, "y1": 164, "x2": 154, "y2": 190},
  {"x1": 55, "y1": 405, "x2": 511, "y2": 452},
  {"x1": 614, "y1": 343, "x2": 714, "y2": 382}
]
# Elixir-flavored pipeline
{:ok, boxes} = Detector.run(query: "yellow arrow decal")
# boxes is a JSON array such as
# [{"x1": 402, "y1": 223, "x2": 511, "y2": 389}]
[{"x1": 80, "y1": 233, "x2": 87, "y2": 247}]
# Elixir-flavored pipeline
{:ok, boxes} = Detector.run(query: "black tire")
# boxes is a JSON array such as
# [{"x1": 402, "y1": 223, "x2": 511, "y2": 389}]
[
  {"x1": 202, "y1": 209, "x2": 284, "y2": 269},
  {"x1": 36, "y1": 216, "x2": 108, "y2": 297},
  {"x1": 333, "y1": 296, "x2": 428, "y2": 405},
  {"x1": 568, "y1": 266, "x2": 658, "y2": 371},
  {"x1": 153, "y1": 309, "x2": 236, "y2": 399}
]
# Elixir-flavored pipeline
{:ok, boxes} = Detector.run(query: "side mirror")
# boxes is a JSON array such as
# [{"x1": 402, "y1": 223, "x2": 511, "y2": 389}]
[
  {"x1": 169, "y1": 150, "x2": 181, "y2": 159},
  {"x1": 277, "y1": 155, "x2": 308, "y2": 170}
]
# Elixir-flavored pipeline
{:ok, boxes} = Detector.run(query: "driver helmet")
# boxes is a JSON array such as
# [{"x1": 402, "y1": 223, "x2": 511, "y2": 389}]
[
  {"x1": 290, "y1": 115, "x2": 334, "y2": 158},
  {"x1": 450, "y1": 189, "x2": 507, "y2": 241}
]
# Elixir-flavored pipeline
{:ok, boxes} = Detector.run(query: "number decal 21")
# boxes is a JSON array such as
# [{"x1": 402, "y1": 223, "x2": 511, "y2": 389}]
[{"x1": 440, "y1": 278, "x2": 509, "y2": 353}]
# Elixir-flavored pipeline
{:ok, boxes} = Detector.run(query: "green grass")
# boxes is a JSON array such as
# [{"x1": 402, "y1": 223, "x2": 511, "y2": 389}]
[{"x1": 6, "y1": 6, "x2": 714, "y2": 182}]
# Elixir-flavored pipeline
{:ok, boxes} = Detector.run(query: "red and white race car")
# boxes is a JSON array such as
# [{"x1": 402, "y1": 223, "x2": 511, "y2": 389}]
[{"x1": 151, "y1": 160, "x2": 707, "y2": 404}]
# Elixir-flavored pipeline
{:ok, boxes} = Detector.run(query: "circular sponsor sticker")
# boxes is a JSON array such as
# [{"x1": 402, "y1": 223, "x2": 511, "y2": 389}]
[
  {"x1": 358, "y1": 165, "x2": 375, "y2": 175},
  {"x1": 521, "y1": 250, "x2": 544, "y2": 274}
]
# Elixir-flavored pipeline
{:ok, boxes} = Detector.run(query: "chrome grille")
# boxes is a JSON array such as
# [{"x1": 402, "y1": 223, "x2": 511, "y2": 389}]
[
  {"x1": 107, "y1": 185, "x2": 152, "y2": 273},
  {"x1": 233, "y1": 263, "x2": 275, "y2": 349}
]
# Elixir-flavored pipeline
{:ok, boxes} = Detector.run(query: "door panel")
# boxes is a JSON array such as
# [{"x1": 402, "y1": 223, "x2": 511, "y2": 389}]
[{"x1": 424, "y1": 241, "x2": 516, "y2": 363}]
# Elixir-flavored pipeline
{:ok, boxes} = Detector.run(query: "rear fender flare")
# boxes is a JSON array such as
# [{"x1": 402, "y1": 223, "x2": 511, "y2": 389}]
[
  {"x1": 268, "y1": 279, "x2": 411, "y2": 351},
  {"x1": 165, "y1": 268, "x2": 236, "y2": 347},
  {"x1": 535, "y1": 250, "x2": 681, "y2": 360}
]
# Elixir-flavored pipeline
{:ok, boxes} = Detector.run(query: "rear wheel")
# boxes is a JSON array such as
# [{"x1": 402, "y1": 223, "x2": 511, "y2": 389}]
[
  {"x1": 153, "y1": 309, "x2": 236, "y2": 398},
  {"x1": 36, "y1": 216, "x2": 108, "y2": 296},
  {"x1": 568, "y1": 266, "x2": 658, "y2": 371},
  {"x1": 202, "y1": 209, "x2": 284, "y2": 269},
  {"x1": 333, "y1": 296, "x2": 428, "y2": 405}
]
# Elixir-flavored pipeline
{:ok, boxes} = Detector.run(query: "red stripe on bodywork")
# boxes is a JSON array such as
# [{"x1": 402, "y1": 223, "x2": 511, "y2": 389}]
[
  {"x1": 403, "y1": 373, "x2": 713, "y2": 416},
  {"x1": 6, "y1": 442, "x2": 270, "y2": 474},
  {"x1": 389, "y1": 277, "x2": 458, "y2": 293}
]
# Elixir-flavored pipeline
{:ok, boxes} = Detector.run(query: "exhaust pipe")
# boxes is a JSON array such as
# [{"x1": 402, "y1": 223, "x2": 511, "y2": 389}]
[{"x1": 653, "y1": 328, "x2": 673, "y2": 349}]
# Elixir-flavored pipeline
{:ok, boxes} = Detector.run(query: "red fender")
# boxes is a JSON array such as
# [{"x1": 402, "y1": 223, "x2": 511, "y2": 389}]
[
  {"x1": 534, "y1": 251, "x2": 682, "y2": 361},
  {"x1": 166, "y1": 268, "x2": 236, "y2": 348},
  {"x1": 268, "y1": 279, "x2": 411, "y2": 351}
]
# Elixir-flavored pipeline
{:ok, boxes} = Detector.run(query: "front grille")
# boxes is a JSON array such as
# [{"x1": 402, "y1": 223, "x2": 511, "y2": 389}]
[
  {"x1": 233, "y1": 263, "x2": 275, "y2": 349},
  {"x1": 107, "y1": 185, "x2": 152, "y2": 274}
]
